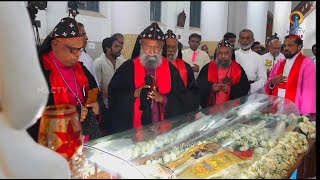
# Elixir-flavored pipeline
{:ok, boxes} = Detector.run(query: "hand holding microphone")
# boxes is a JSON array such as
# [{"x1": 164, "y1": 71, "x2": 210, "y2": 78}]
[{"x1": 138, "y1": 74, "x2": 154, "y2": 110}]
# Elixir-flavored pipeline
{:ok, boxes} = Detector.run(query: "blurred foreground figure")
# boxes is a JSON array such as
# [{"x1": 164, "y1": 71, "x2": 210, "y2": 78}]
[{"x1": 0, "y1": 2, "x2": 70, "y2": 178}]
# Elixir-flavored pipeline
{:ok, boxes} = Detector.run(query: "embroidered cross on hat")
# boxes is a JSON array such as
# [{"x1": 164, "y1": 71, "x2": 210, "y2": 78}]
[
  {"x1": 139, "y1": 22, "x2": 165, "y2": 41},
  {"x1": 217, "y1": 38, "x2": 234, "y2": 49},
  {"x1": 164, "y1": 29, "x2": 177, "y2": 39},
  {"x1": 50, "y1": 17, "x2": 81, "y2": 39}
]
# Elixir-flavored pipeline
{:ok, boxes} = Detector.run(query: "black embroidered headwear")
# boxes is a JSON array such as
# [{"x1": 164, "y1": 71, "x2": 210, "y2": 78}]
[
  {"x1": 217, "y1": 38, "x2": 234, "y2": 49},
  {"x1": 164, "y1": 29, "x2": 177, "y2": 39},
  {"x1": 139, "y1": 22, "x2": 165, "y2": 41},
  {"x1": 50, "y1": 17, "x2": 81, "y2": 38}
]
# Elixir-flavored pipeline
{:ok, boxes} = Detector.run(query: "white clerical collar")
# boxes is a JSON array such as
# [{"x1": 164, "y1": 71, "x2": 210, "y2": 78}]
[
  {"x1": 239, "y1": 48, "x2": 253, "y2": 54},
  {"x1": 267, "y1": 52, "x2": 274, "y2": 57},
  {"x1": 288, "y1": 52, "x2": 300, "y2": 61}
]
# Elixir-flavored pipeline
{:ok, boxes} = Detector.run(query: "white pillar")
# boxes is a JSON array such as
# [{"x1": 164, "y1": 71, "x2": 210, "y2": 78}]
[
  {"x1": 201, "y1": 1, "x2": 228, "y2": 41},
  {"x1": 111, "y1": 1, "x2": 149, "y2": 34},
  {"x1": 272, "y1": 1, "x2": 292, "y2": 41},
  {"x1": 46, "y1": 2, "x2": 68, "y2": 35},
  {"x1": 302, "y1": 9, "x2": 316, "y2": 53},
  {"x1": 163, "y1": 2, "x2": 177, "y2": 31},
  {"x1": 246, "y1": 2, "x2": 268, "y2": 43}
]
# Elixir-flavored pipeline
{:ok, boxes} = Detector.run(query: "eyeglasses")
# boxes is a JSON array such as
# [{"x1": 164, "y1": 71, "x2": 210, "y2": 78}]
[{"x1": 56, "y1": 40, "x2": 84, "y2": 54}]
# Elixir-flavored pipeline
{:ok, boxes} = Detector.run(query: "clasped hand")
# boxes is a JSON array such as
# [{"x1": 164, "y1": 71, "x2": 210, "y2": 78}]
[
  {"x1": 212, "y1": 83, "x2": 229, "y2": 94},
  {"x1": 134, "y1": 85, "x2": 163, "y2": 103},
  {"x1": 192, "y1": 64, "x2": 200, "y2": 72}
]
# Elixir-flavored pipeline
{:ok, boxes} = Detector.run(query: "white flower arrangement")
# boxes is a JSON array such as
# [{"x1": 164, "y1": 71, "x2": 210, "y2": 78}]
[
  {"x1": 140, "y1": 113, "x2": 313, "y2": 178},
  {"x1": 224, "y1": 131, "x2": 308, "y2": 179},
  {"x1": 267, "y1": 138, "x2": 277, "y2": 147},
  {"x1": 147, "y1": 124, "x2": 278, "y2": 168},
  {"x1": 297, "y1": 115, "x2": 316, "y2": 138}
]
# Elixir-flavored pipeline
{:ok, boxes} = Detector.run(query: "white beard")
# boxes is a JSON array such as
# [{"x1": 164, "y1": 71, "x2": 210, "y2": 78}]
[
  {"x1": 140, "y1": 49, "x2": 163, "y2": 69},
  {"x1": 167, "y1": 50, "x2": 178, "y2": 62},
  {"x1": 240, "y1": 42, "x2": 253, "y2": 50}
]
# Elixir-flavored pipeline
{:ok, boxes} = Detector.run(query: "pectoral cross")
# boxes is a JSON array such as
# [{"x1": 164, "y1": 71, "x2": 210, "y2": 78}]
[{"x1": 223, "y1": 76, "x2": 233, "y2": 85}]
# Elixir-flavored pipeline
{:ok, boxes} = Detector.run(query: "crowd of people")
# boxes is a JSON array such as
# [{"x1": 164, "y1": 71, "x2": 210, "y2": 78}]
[
  {"x1": 1, "y1": 2, "x2": 316, "y2": 178},
  {"x1": 27, "y1": 16, "x2": 316, "y2": 141}
]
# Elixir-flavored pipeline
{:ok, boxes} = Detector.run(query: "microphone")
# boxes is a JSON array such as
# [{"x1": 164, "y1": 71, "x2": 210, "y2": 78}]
[
  {"x1": 145, "y1": 74, "x2": 155, "y2": 88},
  {"x1": 140, "y1": 74, "x2": 154, "y2": 110}
]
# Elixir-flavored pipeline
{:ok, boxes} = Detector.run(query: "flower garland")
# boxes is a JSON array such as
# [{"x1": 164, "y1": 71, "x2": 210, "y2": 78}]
[
  {"x1": 224, "y1": 131, "x2": 309, "y2": 179},
  {"x1": 296, "y1": 115, "x2": 316, "y2": 138}
]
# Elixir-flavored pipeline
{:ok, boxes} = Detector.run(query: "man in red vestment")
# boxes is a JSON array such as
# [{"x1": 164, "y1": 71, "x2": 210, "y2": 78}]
[
  {"x1": 197, "y1": 39, "x2": 250, "y2": 108},
  {"x1": 163, "y1": 30, "x2": 194, "y2": 88},
  {"x1": 108, "y1": 23, "x2": 191, "y2": 135},
  {"x1": 162, "y1": 29, "x2": 200, "y2": 112},
  {"x1": 27, "y1": 17, "x2": 105, "y2": 142},
  {"x1": 265, "y1": 35, "x2": 316, "y2": 119}
]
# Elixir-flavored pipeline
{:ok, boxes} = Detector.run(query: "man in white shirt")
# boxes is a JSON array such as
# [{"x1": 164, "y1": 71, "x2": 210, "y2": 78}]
[
  {"x1": 235, "y1": 29, "x2": 267, "y2": 94},
  {"x1": 94, "y1": 37, "x2": 126, "y2": 108},
  {"x1": 77, "y1": 22, "x2": 99, "y2": 85},
  {"x1": 182, "y1": 33, "x2": 211, "y2": 79},
  {"x1": 262, "y1": 39, "x2": 285, "y2": 76},
  {"x1": 112, "y1": 33, "x2": 127, "y2": 61}
]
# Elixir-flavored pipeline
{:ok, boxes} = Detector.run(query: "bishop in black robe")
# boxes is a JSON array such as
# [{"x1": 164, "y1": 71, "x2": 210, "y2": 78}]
[
  {"x1": 197, "y1": 39, "x2": 250, "y2": 108},
  {"x1": 107, "y1": 23, "x2": 197, "y2": 135}
]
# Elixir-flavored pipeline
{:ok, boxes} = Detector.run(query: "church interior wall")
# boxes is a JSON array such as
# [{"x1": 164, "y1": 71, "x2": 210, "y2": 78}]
[
  {"x1": 34, "y1": 1, "x2": 316, "y2": 61},
  {"x1": 227, "y1": 1, "x2": 248, "y2": 49}
]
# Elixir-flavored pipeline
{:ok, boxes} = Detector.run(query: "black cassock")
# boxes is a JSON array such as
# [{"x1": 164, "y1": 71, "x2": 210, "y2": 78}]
[
  {"x1": 197, "y1": 62, "x2": 250, "y2": 109},
  {"x1": 107, "y1": 57, "x2": 199, "y2": 135}
]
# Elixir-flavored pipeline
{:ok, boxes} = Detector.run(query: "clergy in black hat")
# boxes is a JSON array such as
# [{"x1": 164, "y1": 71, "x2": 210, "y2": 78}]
[
  {"x1": 163, "y1": 29, "x2": 194, "y2": 89},
  {"x1": 107, "y1": 23, "x2": 192, "y2": 135},
  {"x1": 27, "y1": 17, "x2": 105, "y2": 142},
  {"x1": 138, "y1": 22, "x2": 166, "y2": 69},
  {"x1": 162, "y1": 29, "x2": 200, "y2": 113},
  {"x1": 38, "y1": 17, "x2": 82, "y2": 56},
  {"x1": 197, "y1": 38, "x2": 250, "y2": 108},
  {"x1": 163, "y1": 29, "x2": 180, "y2": 61}
]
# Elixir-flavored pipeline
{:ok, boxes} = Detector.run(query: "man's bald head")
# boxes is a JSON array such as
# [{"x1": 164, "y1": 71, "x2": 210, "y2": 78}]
[{"x1": 268, "y1": 39, "x2": 282, "y2": 57}]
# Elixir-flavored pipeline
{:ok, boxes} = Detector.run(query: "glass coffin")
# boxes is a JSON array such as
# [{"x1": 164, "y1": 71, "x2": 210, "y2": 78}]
[{"x1": 83, "y1": 94, "x2": 309, "y2": 179}]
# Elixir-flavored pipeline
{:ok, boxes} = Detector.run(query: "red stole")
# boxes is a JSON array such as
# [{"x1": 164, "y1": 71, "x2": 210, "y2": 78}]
[
  {"x1": 268, "y1": 53, "x2": 305, "y2": 103},
  {"x1": 43, "y1": 53, "x2": 89, "y2": 105},
  {"x1": 133, "y1": 57, "x2": 171, "y2": 129},
  {"x1": 172, "y1": 58, "x2": 188, "y2": 87},
  {"x1": 207, "y1": 61, "x2": 242, "y2": 106}
]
